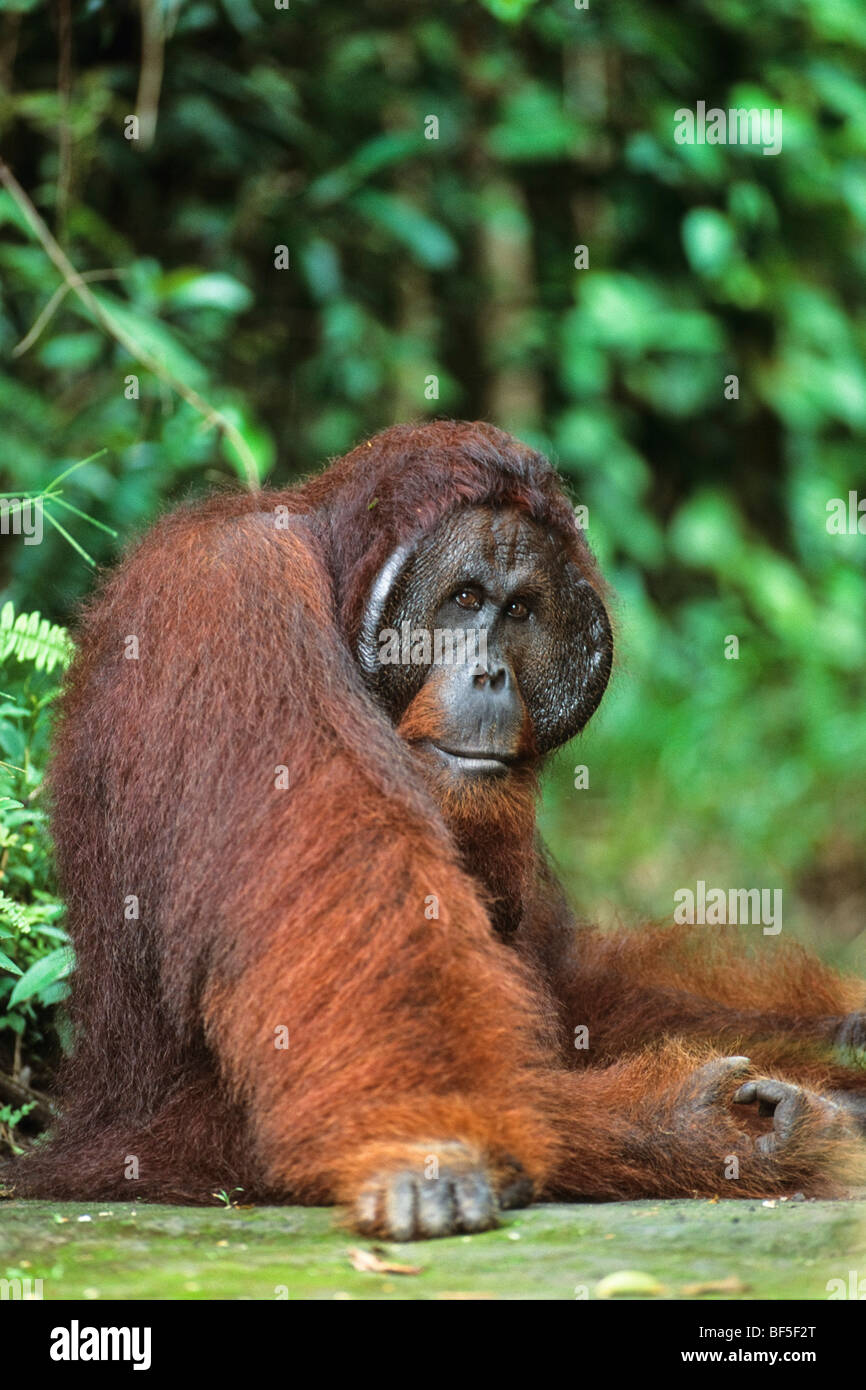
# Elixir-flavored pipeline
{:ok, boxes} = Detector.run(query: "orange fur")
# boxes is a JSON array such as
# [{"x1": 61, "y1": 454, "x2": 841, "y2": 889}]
[{"x1": 3, "y1": 421, "x2": 865, "y2": 1222}]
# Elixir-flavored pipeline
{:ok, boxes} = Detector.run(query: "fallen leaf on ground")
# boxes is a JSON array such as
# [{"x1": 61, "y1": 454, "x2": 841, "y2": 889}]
[
  {"x1": 595, "y1": 1269, "x2": 666, "y2": 1299},
  {"x1": 348, "y1": 1247, "x2": 423, "y2": 1275},
  {"x1": 681, "y1": 1276, "x2": 749, "y2": 1296}
]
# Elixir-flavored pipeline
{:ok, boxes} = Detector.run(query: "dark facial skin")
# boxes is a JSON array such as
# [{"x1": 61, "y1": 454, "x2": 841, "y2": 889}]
[{"x1": 357, "y1": 506, "x2": 612, "y2": 784}]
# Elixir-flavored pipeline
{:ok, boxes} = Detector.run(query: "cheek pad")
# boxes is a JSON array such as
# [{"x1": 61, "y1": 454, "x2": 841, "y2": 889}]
[
  {"x1": 520, "y1": 575, "x2": 613, "y2": 754},
  {"x1": 357, "y1": 548, "x2": 437, "y2": 719}
]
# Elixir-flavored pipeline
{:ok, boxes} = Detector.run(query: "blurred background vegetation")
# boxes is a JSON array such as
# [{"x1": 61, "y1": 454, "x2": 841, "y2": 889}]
[{"x1": 1, "y1": 0, "x2": 865, "y2": 1119}]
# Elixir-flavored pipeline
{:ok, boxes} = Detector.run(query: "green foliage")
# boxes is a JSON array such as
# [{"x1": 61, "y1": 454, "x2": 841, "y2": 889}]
[
  {"x1": 0, "y1": 606, "x2": 72, "y2": 1054},
  {"x1": 0, "y1": 602, "x2": 73, "y2": 673}
]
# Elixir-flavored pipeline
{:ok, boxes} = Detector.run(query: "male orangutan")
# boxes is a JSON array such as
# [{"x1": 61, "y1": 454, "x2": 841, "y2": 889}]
[{"x1": 4, "y1": 420, "x2": 866, "y2": 1239}]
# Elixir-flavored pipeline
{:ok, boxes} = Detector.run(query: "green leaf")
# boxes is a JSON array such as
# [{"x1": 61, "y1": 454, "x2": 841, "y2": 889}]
[
  {"x1": 0, "y1": 189, "x2": 35, "y2": 234},
  {"x1": 9, "y1": 946, "x2": 75, "y2": 1007},
  {"x1": 221, "y1": 0, "x2": 262, "y2": 33},
  {"x1": 353, "y1": 191, "x2": 458, "y2": 270},
  {"x1": 0, "y1": 949, "x2": 22, "y2": 976},
  {"x1": 309, "y1": 133, "x2": 423, "y2": 205},
  {"x1": 87, "y1": 291, "x2": 209, "y2": 388},
  {"x1": 215, "y1": 403, "x2": 276, "y2": 483},
  {"x1": 38, "y1": 332, "x2": 104, "y2": 371},
  {"x1": 300, "y1": 240, "x2": 342, "y2": 301},
  {"x1": 489, "y1": 83, "x2": 583, "y2": 160},
  {"x1": 160, "y1": 271, "x2": 254, "y2": 314},
  {"x1": 681, "y1": 208, "x2": 736, "y2": 276},
  {"x1": 478, "y1": 0, "x2": 539, "y2": 23}
]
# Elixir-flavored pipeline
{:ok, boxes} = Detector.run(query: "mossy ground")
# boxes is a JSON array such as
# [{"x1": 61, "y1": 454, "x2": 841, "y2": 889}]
[{"x1": 2, "y1": 1196, "x2": 864, "y2": 1300}]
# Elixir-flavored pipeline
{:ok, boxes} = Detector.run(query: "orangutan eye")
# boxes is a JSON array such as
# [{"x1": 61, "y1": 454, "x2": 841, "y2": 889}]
[
  {"x1": 454, "y1": 588, "x2": 483, "y2": 611},
  {"x1": 505, "y1": 598, "x2": 529, "y2": 620}
]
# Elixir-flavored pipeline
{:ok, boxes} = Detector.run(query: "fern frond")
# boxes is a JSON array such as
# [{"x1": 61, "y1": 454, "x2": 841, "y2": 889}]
[
  {"x1": 0, "y1": 890, "x2": 33, "y2": 936},
  {"x1": 0, "y1": 601, "x2": 74, "y2": 673}
]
